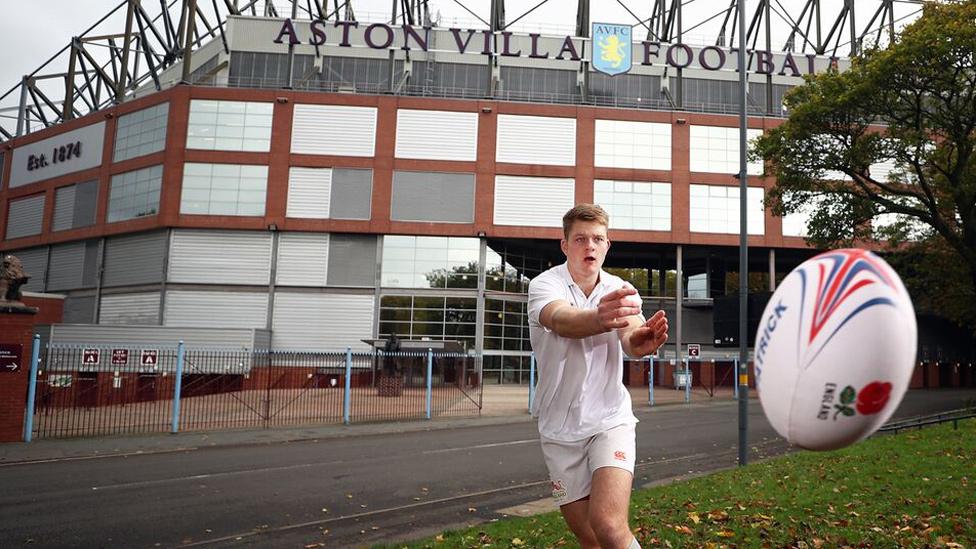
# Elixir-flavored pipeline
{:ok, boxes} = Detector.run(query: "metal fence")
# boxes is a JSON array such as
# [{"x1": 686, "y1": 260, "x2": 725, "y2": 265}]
[{"x1": 26, "y1": 342, "x2": 482, "y2": 440}]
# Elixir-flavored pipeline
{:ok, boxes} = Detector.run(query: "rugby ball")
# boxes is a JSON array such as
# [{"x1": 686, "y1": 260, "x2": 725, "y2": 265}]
[{"x1": 754, "y1": 248, "x2": 917, "y2": 451}]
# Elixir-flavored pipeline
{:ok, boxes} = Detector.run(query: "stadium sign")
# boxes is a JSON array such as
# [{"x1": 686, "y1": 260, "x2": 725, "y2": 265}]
[{"x1": 273, "y1": 19, "x2": 838, "y2": 77}]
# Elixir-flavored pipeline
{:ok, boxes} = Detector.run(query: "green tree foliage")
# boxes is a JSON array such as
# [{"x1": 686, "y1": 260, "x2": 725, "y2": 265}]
[{"x1": 753, "y1": 1, "x2": 976, "y2": 328}]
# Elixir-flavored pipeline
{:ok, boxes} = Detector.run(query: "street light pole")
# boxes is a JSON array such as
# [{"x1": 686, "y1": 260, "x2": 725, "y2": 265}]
[{"x1": 737, "y1": 0, "x2": 750, "y2": 467}]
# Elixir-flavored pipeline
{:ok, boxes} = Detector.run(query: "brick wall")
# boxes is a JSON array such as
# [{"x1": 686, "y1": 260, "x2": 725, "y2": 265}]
[{"x1": 0, "y1": 310, "x2": 37, "y2": 442}]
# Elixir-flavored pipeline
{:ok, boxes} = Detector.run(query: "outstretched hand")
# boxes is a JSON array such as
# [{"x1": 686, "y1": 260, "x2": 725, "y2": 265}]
[
  {"x1": 627, "y1": 309, "x2": 669, "y2": 357},
  {"x1": 595, "y1": 286, "x2": 642, "y2": 332}
]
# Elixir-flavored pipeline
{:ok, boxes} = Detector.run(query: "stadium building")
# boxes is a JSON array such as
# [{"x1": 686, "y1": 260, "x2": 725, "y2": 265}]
[{"x1": 1, "y1": 0, "x2": 971, "y2": 389}]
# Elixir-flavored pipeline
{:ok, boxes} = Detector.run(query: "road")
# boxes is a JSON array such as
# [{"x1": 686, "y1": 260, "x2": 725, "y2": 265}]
[{"x1": 1, "y1": 389, "x2": 973, "y2": 548}]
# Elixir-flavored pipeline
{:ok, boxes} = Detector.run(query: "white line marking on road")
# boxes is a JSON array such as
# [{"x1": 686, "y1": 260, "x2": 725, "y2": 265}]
[
  {"x1": 90, "y1": 460, "x2": 344, "y2": 491},
  {"x1": 422, "y1": 439, "x2": 537, "y2": 454},
  {"x1": 0, "y1": 448, "x2": 198, "y2": 468}
]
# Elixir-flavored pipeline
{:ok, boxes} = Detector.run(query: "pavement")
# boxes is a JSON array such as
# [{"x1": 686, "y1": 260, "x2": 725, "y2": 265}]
[{"x1": 0, "y1": 384, "x2": 738, "y2": 465}]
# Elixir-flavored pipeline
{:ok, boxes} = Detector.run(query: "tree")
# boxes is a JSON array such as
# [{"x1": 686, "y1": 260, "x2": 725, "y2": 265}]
[{"x1": 753, "y1": 0, "x2": 976, "y2": 329}]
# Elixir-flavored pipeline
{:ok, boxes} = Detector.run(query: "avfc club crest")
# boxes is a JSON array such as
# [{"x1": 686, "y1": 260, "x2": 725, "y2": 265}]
[{"x1": 592, "y1": 23, "x2": 632, "y2": 76}]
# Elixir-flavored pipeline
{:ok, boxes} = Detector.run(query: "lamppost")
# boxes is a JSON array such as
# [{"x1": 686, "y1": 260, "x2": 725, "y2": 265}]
[{"x1": 736, "y1": 0, "x2": 750, "y2": 467}]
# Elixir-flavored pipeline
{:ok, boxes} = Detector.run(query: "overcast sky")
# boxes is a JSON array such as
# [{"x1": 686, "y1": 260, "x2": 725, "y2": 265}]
[{"x1": 0, "y1": 0, "x2": 922, "y2": 103}]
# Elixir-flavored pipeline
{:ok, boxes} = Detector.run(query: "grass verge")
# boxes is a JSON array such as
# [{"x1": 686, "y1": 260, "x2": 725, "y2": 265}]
[{"x1": 379, "y1": 420, "x2": 975, "y2": 548}]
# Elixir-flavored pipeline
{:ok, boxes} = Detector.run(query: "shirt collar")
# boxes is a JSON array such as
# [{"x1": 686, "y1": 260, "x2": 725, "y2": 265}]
[{"x1": 558, "y1": 262, "x2": 609, "y2": 292}]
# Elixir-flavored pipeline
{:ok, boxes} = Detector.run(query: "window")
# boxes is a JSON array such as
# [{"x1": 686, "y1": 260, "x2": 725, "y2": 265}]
[
  {"x1": 594, "y1": 120, "x2": 671, "y2": 170},
  {"x1": 689, "y1": 184, "x2": 765, "y2": 235},
  {"x1": 53, "y1": 180, "x2": 98, "y2": 231},
  {"x1": 5, "y1": 194, "x2": 45, "y2": 239},
  {"x1": 379, "y1": 296, "x2": 477, "y2": 350},
  {"x1": 781, "y1": 194, "x2": 824, "y2": 238},
  {"x1": 485, "y1": 245, "x2": 548, "y2": 294},
  {"x1": 286, "y1": 167, "x2": 373, "y2": 220},
  {"x1": 689, "y1": 126, "x2": 763, "y2": 175},
  {"x1": 381, "y1": 235, "x2": 480, "y2": 289},
  {"x1": 108, "y1": 165, "x2": 163, "y2": 222},
  {"x1": 594, "y1": 180, "x2": 671, "y2": 231},
  {"x1": 186, "y1": 100, "x2": 273, "y2": 152},
  {"x1": 484, "y1": 299, "x2": 531, "y2": 352},
  {"x1": 391, "y1": 171, "x2": 475, "y2": 223},
  {"x1": 180, "y1": 163, "x2": 267, "y2": 216},
  {"x1": 114, "y1": 102, "x2": 169, "y2": 161}
]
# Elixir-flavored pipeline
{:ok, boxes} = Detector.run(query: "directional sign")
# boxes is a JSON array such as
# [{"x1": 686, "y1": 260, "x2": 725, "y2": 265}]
[
  {"x1": 0, "y1": 344, "x2": 22, "y2": 373},
  {"x1": 83, "y1": 348, "x2": 100, "y2": 366},
  {"x1": 112, "y1": 349, "x2": 129, "y2": 366},
  {"x1": 141, "y1": 349, "x2": 158, "y2": 367},
  {"x1": 687, "y1": 343, "x2": 701, "y2": 359}
]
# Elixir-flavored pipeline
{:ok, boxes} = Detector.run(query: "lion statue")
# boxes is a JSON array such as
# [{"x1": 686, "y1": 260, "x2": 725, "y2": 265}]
[{"x1": 1, "y1": 254, "x2": 30, "y2": 303}]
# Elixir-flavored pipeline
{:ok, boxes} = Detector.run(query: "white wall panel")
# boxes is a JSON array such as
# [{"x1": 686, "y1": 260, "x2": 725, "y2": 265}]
[
  {"x1": 493, "y1": 175, "x2": 574, "y2": 227},
  {"x1": 276, "y1": 232, "x2": 329, "y2": 286},
  {"x1": 272, "y1": 292, "x2": 374, "y2": 352},
  {"x1": 99, "y1": 292, "x2": 161, "y2": 325},
  {"x1": 496, "y1": 115, "x2": 575, "y2": 166},
  {"x1": 286, "y1": 167, "x2": 332, "y2": 219},
  {"x1": 164, "y1": 290, "x2": 268, "y2": 328},
  {"x1": 395, "y1": 109, "x2": 478, "y2": 161},
  {"x1": 168, "y1": 230, "x2": 271, "y2": 284},
  {"x1": 291, "y1": 104, "x2": 376, "y2": 156}
]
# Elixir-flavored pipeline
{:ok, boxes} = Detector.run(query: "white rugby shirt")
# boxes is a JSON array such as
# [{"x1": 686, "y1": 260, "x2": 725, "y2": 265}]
[{"x1": 527, "y1": 262, "x2": 639, "y2": 441}]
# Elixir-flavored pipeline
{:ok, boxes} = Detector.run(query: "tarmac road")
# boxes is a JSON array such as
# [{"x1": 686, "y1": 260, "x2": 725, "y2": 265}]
[{"x1": 1, "y1": 389, "x2": 973, "y2": 548}]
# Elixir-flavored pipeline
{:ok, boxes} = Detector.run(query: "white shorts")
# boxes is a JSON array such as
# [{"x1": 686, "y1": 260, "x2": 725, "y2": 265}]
[{"x1": 540, "y1": 422, "x2": 636, "y2": 506}]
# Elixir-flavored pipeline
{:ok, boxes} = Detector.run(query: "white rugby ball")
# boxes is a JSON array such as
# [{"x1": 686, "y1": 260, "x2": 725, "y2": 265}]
[{"x1": 754, "y1": 248, "x2": 917, "y2": 451}]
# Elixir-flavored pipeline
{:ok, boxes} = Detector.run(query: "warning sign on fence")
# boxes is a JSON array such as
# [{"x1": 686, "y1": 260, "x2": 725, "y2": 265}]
[
  {"x1": 112, "y1": 349, "x2": 129, "y2": 366},
  {"x1": 83, "y1": 348, "x2": 100, "y2": 366},
  {"x1": 141, "y1": 349, "x2": 158, "y2": 367}
]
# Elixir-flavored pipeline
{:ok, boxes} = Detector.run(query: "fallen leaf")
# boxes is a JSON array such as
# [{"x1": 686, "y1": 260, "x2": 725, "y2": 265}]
[
  {"x1": 707, "y1": 510, "x2": 729, "y2": 521},
  {"x1": 688, "y1": 512, "x2": 701, "y2": 524},
  {"x1": 511, "y1": 537, "x2": 525, "y2": 546},
  {"x1": 716, "y1": 529, "x2": 735, "y2": 538}
]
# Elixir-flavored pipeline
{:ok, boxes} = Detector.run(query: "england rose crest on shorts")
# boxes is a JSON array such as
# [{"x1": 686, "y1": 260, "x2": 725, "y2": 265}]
[{"x1": 551, "y1": 479, "x2": 567, "y2": 500}]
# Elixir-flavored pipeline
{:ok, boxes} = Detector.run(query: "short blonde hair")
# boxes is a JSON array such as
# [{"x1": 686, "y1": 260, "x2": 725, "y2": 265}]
[{"x1": 562, "y1": 204, "x2": 609, "y2": 238}]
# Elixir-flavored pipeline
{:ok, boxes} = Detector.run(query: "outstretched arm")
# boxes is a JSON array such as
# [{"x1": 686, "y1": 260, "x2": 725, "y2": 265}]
[{"x1": 539, "y1": 287, "x2": 643, "y2": 339}]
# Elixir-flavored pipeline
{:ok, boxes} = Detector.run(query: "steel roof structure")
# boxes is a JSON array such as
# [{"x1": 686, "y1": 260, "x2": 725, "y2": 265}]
[{"x1": 0, "y1": 0, "x2": 933, "y2": 141}]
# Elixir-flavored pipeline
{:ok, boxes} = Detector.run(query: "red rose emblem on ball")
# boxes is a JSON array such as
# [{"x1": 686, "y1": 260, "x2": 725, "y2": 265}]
[{"x1": 856, "y1": 381, "x2": 892, "y2": 415}]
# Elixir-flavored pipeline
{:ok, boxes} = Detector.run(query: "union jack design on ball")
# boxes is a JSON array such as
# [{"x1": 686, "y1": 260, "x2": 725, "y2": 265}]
[{"x1": 797, "y1": 249, "x2": 898, "y2": 366}]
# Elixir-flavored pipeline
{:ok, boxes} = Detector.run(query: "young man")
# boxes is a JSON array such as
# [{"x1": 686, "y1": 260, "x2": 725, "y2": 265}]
[{"x1": 528, "y1": 204, "x2": 669, "y2": 549}]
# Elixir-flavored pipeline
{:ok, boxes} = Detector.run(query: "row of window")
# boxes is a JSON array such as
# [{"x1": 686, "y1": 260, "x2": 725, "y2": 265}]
[
  {"x1": 6, "y1": 166, "x2": 822, "y2": 240},
  {"x1": 4, "y1": 99, "x2": 768, "y2": 193}
]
